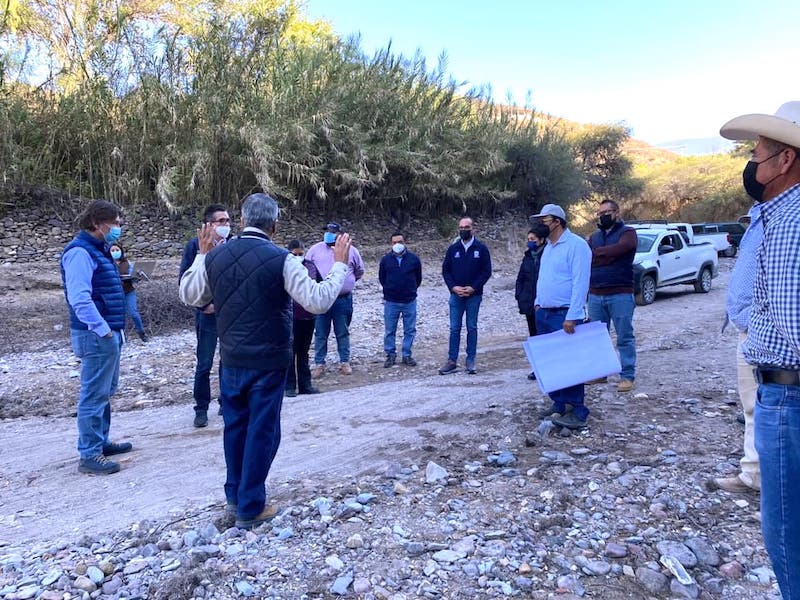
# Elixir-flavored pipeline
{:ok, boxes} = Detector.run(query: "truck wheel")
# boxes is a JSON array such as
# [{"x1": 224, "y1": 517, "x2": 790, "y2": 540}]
[
  {"x1": 635, "y1": 275, "x2": 656, "y2": 305},
  {"x1": 694, "y1": 267, "x2": 713, "y2": 293},
  {"x1": 723, "y1": 245, "x2": 737, "y2": 258}
]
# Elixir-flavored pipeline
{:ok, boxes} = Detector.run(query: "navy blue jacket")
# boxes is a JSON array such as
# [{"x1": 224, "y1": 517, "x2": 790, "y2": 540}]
[
  {"x1": 61, "y1": 231, "x2": 126, "y2": 331},
  {"x1": 442, "y1": 238, "x2": 492, "y2": 295},
  {"x1": 205, "y1": 231, "x2": 293, "y2": 370},
  {"x1": 588, "y1": 220, "x2": 637, "y2": 293},
  {"x1": 379, "y1": 251, "x2": 422, "y2": 303}
]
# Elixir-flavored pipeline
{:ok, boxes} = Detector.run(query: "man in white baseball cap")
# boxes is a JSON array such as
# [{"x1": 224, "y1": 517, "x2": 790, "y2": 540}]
[{"x1": 720, "y1": 101, "x2": 800, "y2": 600}]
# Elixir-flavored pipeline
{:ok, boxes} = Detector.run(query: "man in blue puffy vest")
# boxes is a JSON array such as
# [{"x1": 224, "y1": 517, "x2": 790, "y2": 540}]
[
  {"x1": 180, "y1": 193, "x2": 351, "y2": 530},
  {"x1": 587, "y1": 200, "x2": 638, "y2": 392},
  {"x1": 61, "y1": 200, "x2": 133, "y2": 475}
]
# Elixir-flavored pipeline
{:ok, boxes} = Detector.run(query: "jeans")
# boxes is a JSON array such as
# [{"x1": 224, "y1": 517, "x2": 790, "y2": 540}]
[
  {"x1": 588, "y1": 293, "x2": 636, "y2": 381},
  {"x1": 384, "y1": 300, "x2": 417, "y2": 358},
  {"x1": 124, "y1": 290, "x2": 145, "y2": 333},
  {"x1": 220, "y1": 365, "x2": 285, "y2": 520},
  {"x1": 448, "y1": 293, "x2": 482, "y2": 362},
  {"x1": 755, "y1": 382, "x2": 800, "y2": 600},
  {"x1": 534, "y1": 307, "x2": 588, "y2": 420},
  {"x1": 286, "y1": 318, "x2": 315, "y2": 393},
  {"x1": 70, "y1": 329, "x2": 122, "y2": 458},
  {"x1": 194, "y1": 310, "x2": 219, "y2": 412},
  {"x1": 314, "y1": 294, "x2": 353, "y2": 364}
]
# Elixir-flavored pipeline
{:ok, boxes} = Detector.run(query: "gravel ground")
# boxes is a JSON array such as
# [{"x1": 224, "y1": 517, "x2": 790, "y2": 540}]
[{"x1": 0, "y1": 241, "x2": 783, "y2": 600}]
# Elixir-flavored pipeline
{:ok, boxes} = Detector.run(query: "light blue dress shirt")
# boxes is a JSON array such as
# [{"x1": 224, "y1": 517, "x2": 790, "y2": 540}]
[{"x1": 534, "y1": 228, "x2": 592, "y2": 322}]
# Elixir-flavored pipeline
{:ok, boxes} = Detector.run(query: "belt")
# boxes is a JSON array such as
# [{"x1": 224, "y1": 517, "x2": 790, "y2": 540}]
[
  {"x1": 540, "y1": 306, "x2": 569, "y2": 311},
  {"x1": 755, "y1": 367, "x2": 800, "y2": 385}
]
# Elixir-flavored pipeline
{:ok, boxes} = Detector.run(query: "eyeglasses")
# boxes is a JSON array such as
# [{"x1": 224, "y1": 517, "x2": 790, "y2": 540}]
[
  {"x1": 211, "y1": 218, "x2": 231, "y2": 225},
  {"x1": 597, "y1": 210, "x2": 616, "y2": 217}
]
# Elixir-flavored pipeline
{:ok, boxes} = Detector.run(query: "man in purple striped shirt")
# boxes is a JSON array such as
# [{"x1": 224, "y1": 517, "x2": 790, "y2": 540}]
[{"x1": 306, "y1": 222, "x2": 365, "y2": 377}]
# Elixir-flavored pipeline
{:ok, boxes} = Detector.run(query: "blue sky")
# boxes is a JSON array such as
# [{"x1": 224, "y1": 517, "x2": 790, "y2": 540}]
[{"x1": 304, "y1": 0, "x2": 800, "y2": 145}]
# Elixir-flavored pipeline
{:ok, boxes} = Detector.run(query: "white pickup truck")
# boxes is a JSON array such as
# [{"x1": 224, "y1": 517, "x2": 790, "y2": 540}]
[{"x1": 630, "y1": 224, "x2": 719, "y2": 305}]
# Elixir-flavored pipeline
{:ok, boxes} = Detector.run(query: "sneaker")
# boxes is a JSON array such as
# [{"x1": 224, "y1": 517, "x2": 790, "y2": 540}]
[
  {"x1": 401, "y1": 356, "x2": 417, "y2": 367},
  {"x1": 102, "y1": 441, "x2": 133, "y2": 456},
  {"x1": 311, "y1": 365, "x2": 325, "y2": 379},
  {"x1": 713, "y1": 476, "x2": 759, "y2": 494},
  {"x1": 193, "y1": 411, "x2": 208, "y2": 428},
  {"x1": 439, "y1": 360, "x2": 458, "y2": 375},
  {"x1": 284, "y1": 389, "x2": 297, "y2": 398},
  {"x1": 340, "y1": 362, "x2": 352, "y2": 375},
  {"x1": 536, "y1": 405, "x2": 564, "y2": 420},
  {"x1": 466, "y1": 360, "x2": 477, "y2": 375},
  {"x1": 384, "y1": 354, "x2": 396, "y2": 368},
  {"x1": 551, "y1": 413, "x2": 589, "y2": 430},
  {"x1": 527, "y1": 371, "x2": 537, "y2": 381},
  {"x1": 586, "y1": 376, "x2": 608, "y2": 384},
  {"x1": 137, "y1": 331, "x2": 149, "y2": 342},
  {"x1": 617, "y1": 379, "x2": 635, "y2": 392},
  {"x1": 235, "y1": 504, "x2": 279, "y2": 530},
  {"x1": 299, "y1": 387, "x2": 321, "y2": 395},
  {"x1": 79, "y1": 455, "x2": 120, "y2": 475}
]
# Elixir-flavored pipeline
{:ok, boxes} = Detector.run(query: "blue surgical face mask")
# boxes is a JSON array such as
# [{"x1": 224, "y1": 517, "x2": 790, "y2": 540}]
[
  {"x1": 324, "y1": 232, "x2": 337, "y2": 245},
  {"x1": 104, "y1": 225, "x2": 122, "y2": 243},
  {"x1": 110, "y1": 250, "x2": 122, "y2": 260},
  {"x1": 527, "y1": 240, "x2": 538, "y2": 252}
]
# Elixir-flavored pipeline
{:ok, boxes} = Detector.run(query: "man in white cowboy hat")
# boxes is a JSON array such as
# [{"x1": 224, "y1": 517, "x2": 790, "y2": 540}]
[{"x1": 720, "y1": 101, "x2": 800, "y2": 600}]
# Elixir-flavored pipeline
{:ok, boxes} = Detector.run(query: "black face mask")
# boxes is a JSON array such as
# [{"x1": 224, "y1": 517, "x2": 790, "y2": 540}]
[
  {"x1": 743, "y1": 151, "x2": 784, "y2": 202},
  {"x1": 459, "y1": 230, "x2": 473, "y2": 241},
  {"x1": 598, "y1": 214, "x2": 615, "y2": 229},
  {"x1": 532, "y1": 224, "x2": 550, "y2": 239}
]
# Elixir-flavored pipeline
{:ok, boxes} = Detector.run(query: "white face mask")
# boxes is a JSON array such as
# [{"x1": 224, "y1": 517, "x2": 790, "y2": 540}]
[
  {"x1": 215, "y1": 225, "x2": 231, "y2": 239},
  {"x1": 392, "y1": 243, "x2": 405, "y2": 255}
]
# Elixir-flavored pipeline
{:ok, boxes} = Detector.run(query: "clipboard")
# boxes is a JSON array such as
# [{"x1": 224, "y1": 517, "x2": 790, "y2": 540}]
[
  {"x1": 124, "y1": 260, "x2": 156, "y2": 281},
  {"x1": 523, "y1": 320, "x2": 621, "y2": 394}
]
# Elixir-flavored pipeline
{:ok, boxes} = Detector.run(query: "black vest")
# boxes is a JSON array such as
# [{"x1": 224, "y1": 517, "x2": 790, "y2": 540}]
[
  {"x1": 589, "y1": 221, "x2": 635, "y2": 289},
  {"x1": 205, "y1": 231, "x2": 292, "y2": 370}
]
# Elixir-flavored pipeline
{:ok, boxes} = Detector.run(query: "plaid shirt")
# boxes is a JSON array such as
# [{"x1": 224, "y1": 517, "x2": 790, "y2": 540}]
[
  {"x1": 726, "y1": 203, "x2": 763, "y2": 331},
  {"x1": 743, "y1": 183, "x2": 800, "y2": 367}
]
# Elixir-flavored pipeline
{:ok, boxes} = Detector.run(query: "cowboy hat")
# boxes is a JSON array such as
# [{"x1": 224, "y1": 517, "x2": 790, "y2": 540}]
[{"x1": 720, "y1": 101, "x2": 800, "y2": 148}]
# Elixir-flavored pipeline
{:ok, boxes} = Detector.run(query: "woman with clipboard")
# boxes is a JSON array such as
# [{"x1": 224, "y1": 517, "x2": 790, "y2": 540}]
[{"x1": 110, "y1": 244, "x2": 148, "y2": 341}]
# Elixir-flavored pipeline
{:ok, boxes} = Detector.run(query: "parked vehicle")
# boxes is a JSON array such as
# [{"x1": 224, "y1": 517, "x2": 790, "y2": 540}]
[
  {"x1": 630, "y1": 224, "x2": 719, "y2": 306},
  {"x1": 693, "y1": 222, "x2": 747, "y2": 256},
  {"x1": 628, "y1": 220, "x2": 733, "y2": 257}
]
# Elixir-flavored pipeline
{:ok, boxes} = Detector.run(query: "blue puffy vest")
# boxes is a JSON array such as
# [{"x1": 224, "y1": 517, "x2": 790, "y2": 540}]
[
  {"x1": 589, "y1": 221, "x2": 636, "y2": 289},
  {"x1": 61, "y1": 231, "x2": 126, "y2": 331},
  {"x1": 205, "y1": 231, "x2": 293, "y2": 370}
]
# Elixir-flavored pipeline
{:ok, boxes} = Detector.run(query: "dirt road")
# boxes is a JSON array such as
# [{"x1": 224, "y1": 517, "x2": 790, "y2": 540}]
[{"x1": 1, "y1": 261, "x2": 741, "y2": 552}]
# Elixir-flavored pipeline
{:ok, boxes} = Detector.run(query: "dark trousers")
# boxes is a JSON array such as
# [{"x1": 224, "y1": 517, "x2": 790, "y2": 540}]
[
  {"x1": 525, "y1": 313, "x2": 537, "y2": 337},
  {"x1": 194, "y1": 310, "x2": 219, "y2": 412},
  {"x1": 286, "y1": 318, "x2": 315, "y2": 393},
  {"x1": 220, "y1": 365, "x2": 285, "y2": 520}
]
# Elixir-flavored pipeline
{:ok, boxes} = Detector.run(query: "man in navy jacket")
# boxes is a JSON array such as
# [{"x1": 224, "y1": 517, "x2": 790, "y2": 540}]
[
  {"x1": 440, "y1": 217, "x2": 493, "y2": 374},
  {"x1": 379, "y1": 232, "x2": 423, "y2": 367}
]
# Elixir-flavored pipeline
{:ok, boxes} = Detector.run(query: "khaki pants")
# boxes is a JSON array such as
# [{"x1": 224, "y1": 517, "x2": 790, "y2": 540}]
[{"x1": 737, "y1": 331, "x2": 760, "y2": 489}]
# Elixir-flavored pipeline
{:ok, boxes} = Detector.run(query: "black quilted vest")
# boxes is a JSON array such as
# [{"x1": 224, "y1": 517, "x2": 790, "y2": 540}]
[{"x1": 205, "y1": 231, "x2": 292, "y2": 370}]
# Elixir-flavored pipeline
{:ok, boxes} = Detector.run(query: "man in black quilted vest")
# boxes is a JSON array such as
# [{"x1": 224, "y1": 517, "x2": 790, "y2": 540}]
[{"x1": 179, "y1": 193, "x2": 351, "y2": 530}]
